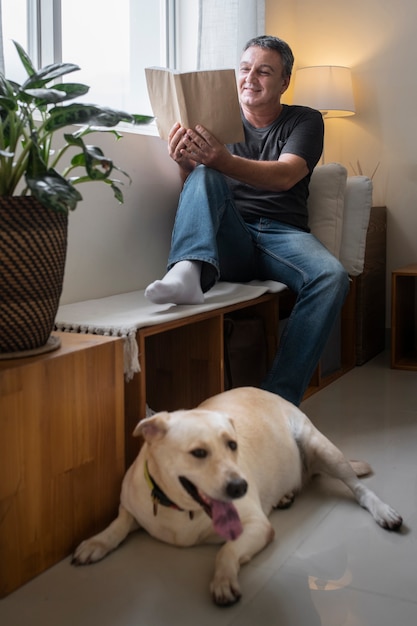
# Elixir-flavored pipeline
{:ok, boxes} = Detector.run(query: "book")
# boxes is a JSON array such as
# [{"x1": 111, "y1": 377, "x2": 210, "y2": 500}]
[{"x1": 145, "y1": 67, "x2": 244, "y2": 144}]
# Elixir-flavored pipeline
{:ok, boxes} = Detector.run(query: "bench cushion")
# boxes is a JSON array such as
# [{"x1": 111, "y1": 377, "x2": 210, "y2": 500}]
[
  {"x1": 307, "y1": 163, "x2": 372, "y2": 276},
  {"x1": 340, "y1": 175, "x2": 373, "y2": 276},
  {"x1": 308, "y1": 162, "x2": 347, "y2": 258},
  {"x1": 55, "y1": 280, "x2": 286, "y2": 380}
]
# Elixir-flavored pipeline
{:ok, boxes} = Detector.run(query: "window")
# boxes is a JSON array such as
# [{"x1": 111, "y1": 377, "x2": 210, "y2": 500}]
[
  {"x1": 1, "y1": 1, "x2": 264, "y2": 116},
  {"x1": 1, "y1": 0, "x2": 173, "y2": 114},
  {"x1": 60, "y1": 0, "x2": 164, "y2": 114}
]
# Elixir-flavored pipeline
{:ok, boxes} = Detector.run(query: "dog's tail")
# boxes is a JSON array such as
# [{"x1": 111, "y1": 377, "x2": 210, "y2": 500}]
[{"x1": 349, "y1": 460, "x2": 373, "y2": 477}]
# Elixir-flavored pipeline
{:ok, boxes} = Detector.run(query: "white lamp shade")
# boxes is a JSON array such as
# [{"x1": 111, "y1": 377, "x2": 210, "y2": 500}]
[{"x1": 292, "y1": 66, "x2": 355, "y2": 118}]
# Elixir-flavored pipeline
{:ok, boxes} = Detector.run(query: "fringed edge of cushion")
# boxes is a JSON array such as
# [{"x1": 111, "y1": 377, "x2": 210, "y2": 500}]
[{"x1": 54, "y1": 322, "x2": 140, "y2": 381}]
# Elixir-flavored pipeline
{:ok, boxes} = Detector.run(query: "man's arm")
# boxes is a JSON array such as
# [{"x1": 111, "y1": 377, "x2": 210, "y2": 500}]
[
  {"x1": 181, "y1": 125, "x2": 309, "y2": 192},
  {"x1": 215, "y1": 151, "x2": 308, "y2": 191}
]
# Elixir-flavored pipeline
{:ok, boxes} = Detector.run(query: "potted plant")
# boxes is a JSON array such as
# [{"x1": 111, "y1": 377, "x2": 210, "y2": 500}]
[{"x1": 0, "y1": 41, "x2": 152, "y2": 356}]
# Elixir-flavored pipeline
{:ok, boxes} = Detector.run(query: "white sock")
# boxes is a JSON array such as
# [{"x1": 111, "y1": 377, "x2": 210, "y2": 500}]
[{"x1": 144, "y1": 260, "x2": 204, "y2": 305}]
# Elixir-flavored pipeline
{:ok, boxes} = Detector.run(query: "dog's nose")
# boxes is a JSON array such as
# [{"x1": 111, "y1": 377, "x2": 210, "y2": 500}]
[{"x1": 226, "y1": 478, "x2": 248, "y2": 499}]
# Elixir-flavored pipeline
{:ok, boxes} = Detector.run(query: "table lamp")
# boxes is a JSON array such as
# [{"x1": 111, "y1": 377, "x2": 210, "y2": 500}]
[{"x1": 292, "y1": 65, "x2": 355, "y2": 118}]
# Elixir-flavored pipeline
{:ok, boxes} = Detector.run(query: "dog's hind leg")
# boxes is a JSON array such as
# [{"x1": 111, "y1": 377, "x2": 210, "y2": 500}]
[
  {"x1": 304, "y1": 425, "x2": 403, "y2": 531},
  {"x1": 72, "y1": 505, "x2": 140, "y2": 565},
  {"x1": 210, "y1": 515, "x2": 274, "y2": 606}
]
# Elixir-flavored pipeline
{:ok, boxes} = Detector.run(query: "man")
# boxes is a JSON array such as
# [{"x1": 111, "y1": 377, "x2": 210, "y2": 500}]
[{"x1": 145, "y1": 35, "x2": 349, "y2": 406}]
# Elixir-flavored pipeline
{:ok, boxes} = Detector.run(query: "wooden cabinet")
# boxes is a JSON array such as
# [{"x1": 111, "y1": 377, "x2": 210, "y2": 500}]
[
  {"x1": 0, "y1": 333, "x2": 125, "y2": 597},
  {"x1": 391, "y1": 263, "x2": 417, "y2": 370}
]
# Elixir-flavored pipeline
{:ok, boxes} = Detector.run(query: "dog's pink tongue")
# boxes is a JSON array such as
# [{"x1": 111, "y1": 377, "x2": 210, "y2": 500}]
[{"x1": 211, "y1": 499, "x2": 243, "y2": 541}]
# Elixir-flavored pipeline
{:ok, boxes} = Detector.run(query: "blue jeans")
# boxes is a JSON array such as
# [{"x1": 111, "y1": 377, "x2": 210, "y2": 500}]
[{"x1": 168, "y1": 165, "x2": 349, "y2": 406}]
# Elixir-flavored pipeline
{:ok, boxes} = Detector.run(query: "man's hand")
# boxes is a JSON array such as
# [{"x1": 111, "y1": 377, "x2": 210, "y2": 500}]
[
  {"x1": 168, "y1": 123, "x2": 197, "y2": 179},
  {"x1": 182, "y1": 125, "x2": 232, "y2": 171}
]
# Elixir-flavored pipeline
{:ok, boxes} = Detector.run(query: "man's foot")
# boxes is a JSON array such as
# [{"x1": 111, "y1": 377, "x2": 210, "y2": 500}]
[{"x1": 144, "y1": 260, "x2": 204, "y2": 305}]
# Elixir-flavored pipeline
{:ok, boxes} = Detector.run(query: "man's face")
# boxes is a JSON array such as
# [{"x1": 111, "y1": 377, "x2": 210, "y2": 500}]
[{"x1": 238, "y1": 46, "x2": 290, "y2": 109}]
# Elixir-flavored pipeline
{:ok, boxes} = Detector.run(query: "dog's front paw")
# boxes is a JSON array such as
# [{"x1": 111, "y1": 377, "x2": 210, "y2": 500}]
[
  {"x1": 210, "y1": 572, "x2": 241, "y2": 606},
  {"x1": 72, "y1": 538, "x2": 112, "y2": 565}
]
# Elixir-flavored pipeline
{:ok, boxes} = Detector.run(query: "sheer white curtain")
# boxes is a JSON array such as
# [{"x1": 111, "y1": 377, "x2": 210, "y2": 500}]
[
  {"x1": 197, "y1": 0, "x2": 265, "y2": 70},
  {"x1": 0, "y1": 0, "x2": 4, "y2": 73}
]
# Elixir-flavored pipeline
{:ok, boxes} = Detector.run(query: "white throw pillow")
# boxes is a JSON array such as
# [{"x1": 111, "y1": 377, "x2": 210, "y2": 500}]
[
  {"x1": 339, "y1": 176, "x2": 373, "y2": 276},
  {"x1": 308, "y1": 163, "x2": 348, "y2": 258}
]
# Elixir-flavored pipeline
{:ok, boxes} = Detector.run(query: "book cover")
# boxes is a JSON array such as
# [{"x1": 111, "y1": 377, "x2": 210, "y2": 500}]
[{"x1": 145, "y1": 67, "x2": 244, "y2": 144}]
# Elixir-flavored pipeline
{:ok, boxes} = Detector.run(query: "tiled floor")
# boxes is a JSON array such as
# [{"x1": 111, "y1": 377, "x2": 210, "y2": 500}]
[{"x1": 1, "y1": 351, "x2": 416, "y2": 625}]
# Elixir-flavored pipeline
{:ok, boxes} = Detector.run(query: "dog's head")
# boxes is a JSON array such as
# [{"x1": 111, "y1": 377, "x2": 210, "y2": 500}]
[{"x1": 134, "y1": 409, "x2": 248, "y2": 540}]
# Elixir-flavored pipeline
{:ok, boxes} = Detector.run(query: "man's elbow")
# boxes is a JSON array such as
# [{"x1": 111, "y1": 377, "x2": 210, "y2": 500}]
[
  {"x1": 275, "y1": 158, "x2": 309, "y2": 191},
  {"x1": 277, "y1": 178, "x2": 296, "y2": 192},
  {"x1": 273, "y1": 175, "x2": 300, "y2": 192}
]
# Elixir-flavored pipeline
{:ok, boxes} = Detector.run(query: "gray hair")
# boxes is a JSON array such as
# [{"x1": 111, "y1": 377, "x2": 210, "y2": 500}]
[{"x1": 243, "y1": 35, "x2": 294, "y2": 78}]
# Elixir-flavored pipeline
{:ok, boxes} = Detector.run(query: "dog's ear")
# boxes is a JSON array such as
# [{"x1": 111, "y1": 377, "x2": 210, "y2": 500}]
[{"x1": 133, "y1": 412, "x2": 170, "y2": 441}]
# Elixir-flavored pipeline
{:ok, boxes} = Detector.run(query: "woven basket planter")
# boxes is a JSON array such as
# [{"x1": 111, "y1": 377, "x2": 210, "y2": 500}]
[{"x1": 0, "y1": 196, "x2": 68, "y2": 354}]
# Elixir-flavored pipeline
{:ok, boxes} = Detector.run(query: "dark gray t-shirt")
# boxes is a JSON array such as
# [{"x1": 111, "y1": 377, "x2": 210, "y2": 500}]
[{"x1": 226, "y1": 105, "x2": 324, "y2": 231}]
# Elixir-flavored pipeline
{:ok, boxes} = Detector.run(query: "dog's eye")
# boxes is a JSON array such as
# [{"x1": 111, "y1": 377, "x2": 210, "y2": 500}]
[
  {"x1": 228, "y1": 440, "x2": 238, "y2": 452},
  {"x1": 191, "y1": 448, "x2": 207, "y2": 459}
]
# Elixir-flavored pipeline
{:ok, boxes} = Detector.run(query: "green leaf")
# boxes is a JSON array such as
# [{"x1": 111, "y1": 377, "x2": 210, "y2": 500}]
[
  {"x1": 111, "y1": 162, "x2": 132, "y2": 185},
  {"x1": 26, "y1": 168, "x2": 83, "y2": 213},
  {"x1": 26, "y1": 137, "x2": 48, "y2": 179},
  {"x1": 21, "y1": 83, "x2": 90, "y2": 105},
  {"x1": 13, "y1": 40, "x2": 36, "y2": 77},
  {"x1": 81, "y1": 145, "x2": 113, "y2": 181},
  {"x1": 45, "y1": 103, "x2": 140, "y2": 131},
  {"x1": 67, "y1": 127, "x2": 123, "y2": 142},
  {"x1": 64, "y1": 133, "x2": 88, "y2": 149},
  {"x1": 21, "y1": 87, "x2": 73, "y2": 104},
  {"x1": 52, "y1": 83, "x2": 90, "y2": 99},
  {"x1": 21, "y1": 63, "x2": 81, "y2": 90},
  {"x1": 62, "y1": 133, "x2": 115, "y2": 181},
  {"x1": 130, "y1": 114, "x2": 154, "y2": 125},
  {"x1": 0, "y1": 95, "x2": 17, "y2": 111},
  {"x1": 110, "y1": 182, "x2": 124, "y2": 203},
  {"x1": 0, "y1": 75, "x2": 15, "y2": 99}
]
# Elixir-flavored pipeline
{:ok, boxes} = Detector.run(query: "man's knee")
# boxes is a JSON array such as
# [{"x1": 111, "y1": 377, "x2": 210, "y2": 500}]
[
  {"x1": 336, "y1": 262, "x2": 350, "y2": 292},
  {"x1": 187, "y1": 165, "x2": 228, "y2": 192},
  {"x1": 311, "y1": 256, "x2": 349, "y2": 300},
  {"x1": 327, "y1": 260, "x2": 350, "y2": 300}
]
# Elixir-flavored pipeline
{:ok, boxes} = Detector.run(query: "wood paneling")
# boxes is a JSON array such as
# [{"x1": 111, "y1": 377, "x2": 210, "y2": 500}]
[{"x1": 0, "y1": 333, "x2": 125, "y2": 597}]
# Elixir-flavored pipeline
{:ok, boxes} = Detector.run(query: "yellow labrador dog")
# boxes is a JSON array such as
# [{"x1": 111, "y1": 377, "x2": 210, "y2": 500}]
[{"x1": 73, "y1": 387, "x2": 402, "y2": 606}]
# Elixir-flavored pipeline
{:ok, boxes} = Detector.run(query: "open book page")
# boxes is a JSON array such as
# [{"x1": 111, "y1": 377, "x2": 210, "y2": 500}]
[{"x1": 145, "y1": 67, "x2": 244, "y2": 144}]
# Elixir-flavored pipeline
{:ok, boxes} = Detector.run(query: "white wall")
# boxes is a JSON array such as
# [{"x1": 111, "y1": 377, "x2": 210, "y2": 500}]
[
  {"x1": 60, "y1": 130, "x2": 181, "y2": 304},
  {"x1": 266, "y1": 0, "x2": 417, "y2": 325}
]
